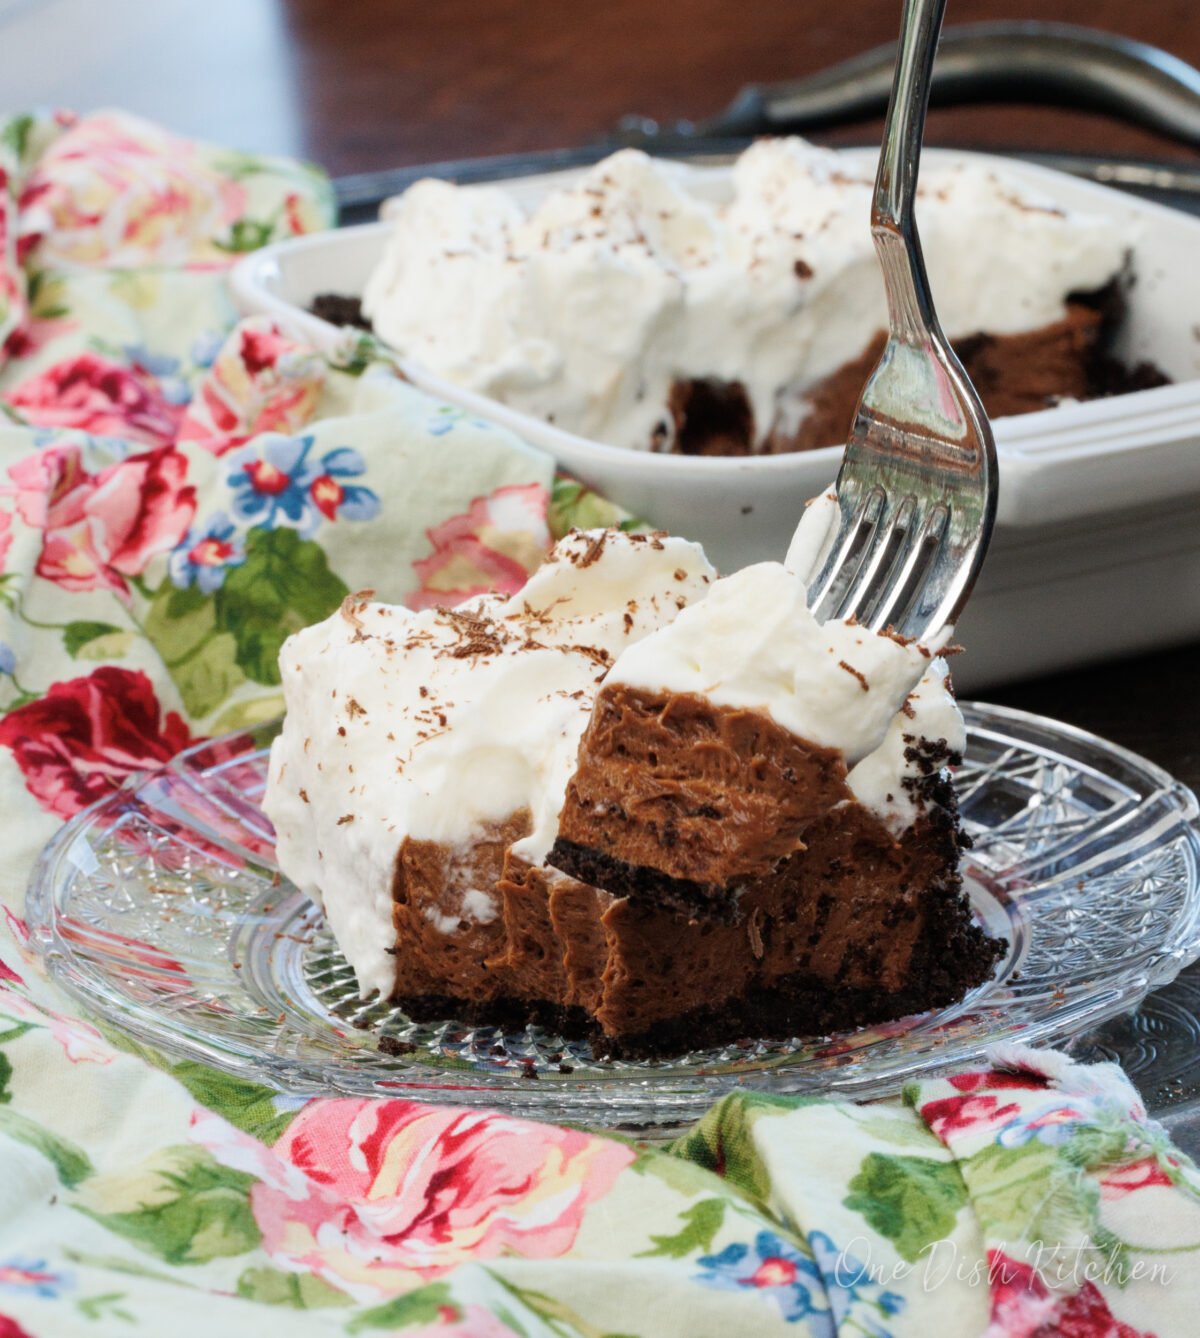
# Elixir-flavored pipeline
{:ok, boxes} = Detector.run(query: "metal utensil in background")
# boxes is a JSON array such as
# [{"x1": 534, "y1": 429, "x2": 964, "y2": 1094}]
[
  {"x1": 333, "y1": 22, "x2": 1200, "y2": 223},
  {"x1": 619, "y1": 21, "x2": 1200, "y2": 148}
]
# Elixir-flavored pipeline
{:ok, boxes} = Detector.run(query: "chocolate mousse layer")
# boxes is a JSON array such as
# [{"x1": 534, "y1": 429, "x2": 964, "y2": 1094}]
[
  {"x1": 667, "y1": 284, "x2": 1168, "y2": 456},
  {"x1": 385, "y1": 731, "x2": 1000, "y2": 1056},
  {"x1": 549, "y1": 685, "x2": 853, "y2": 916},
  {"x1": 312, "y1": 285, "x2": 1166, "y2": 458},
  {"x1": 391, "y1": 812, "x2": 530, "y2": 1006}
]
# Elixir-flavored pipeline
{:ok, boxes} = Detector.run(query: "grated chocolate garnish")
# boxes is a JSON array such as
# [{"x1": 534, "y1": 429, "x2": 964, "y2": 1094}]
[
  {"x1": 339, "y1": 590, "x2": 375, "y2": 631},
  {"x1": 837, "y1": 660, "x2": 870, "y2": 691}
]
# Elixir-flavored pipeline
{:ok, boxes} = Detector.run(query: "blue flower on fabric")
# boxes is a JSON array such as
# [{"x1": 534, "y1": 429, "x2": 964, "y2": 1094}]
[
  {"x1": 306, "y1": 446, "x2": 381, "y2": 524},
  {"x1": 228, "y1": 434, "x2": 318, "y2": 530},
  {"x1": 168, "y1": 512, "x2": 246, "y2": 594},
  {"x1": 808, "y1": 1231, "x2": 904, "y2": 1335},
  {"x1": 123, "y1": 344, "x2": 191, "y2": 406},
  {"x1": 228, "y1": 435, "x2": 379, "y2": 535},
  {"x1": 427, "y1": 405, "x2": 493, "y2": 437},
  {"x1": 996, "y1": 1098, "x2": 1090, "y2": 1149},
  {"x1": 190, "y1": 328, "x2": 228, "y2": 370},
  {"x1": 0, "y1": 1257, "x2": 71, "y2": 1299},
  {"x1": 0, "y1": 644, "x2": 15, "y2": 677},
  {"x1": 695, "y1": 1229, "x2": 832, "y2": 1325}
]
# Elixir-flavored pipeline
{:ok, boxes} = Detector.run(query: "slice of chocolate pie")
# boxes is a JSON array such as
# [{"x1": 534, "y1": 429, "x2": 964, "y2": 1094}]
[
  {"x1": 265, "y1": 510, "x2": 1001, "y2": 1057},
  {"x1": 545, "y1": 548, "x2": 1001, "y2": 1051}
]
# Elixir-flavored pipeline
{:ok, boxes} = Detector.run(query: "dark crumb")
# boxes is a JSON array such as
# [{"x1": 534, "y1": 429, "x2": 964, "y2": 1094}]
[
  {"x1": 558, "y1": 1063, "x2": 575, "y2": 1074},
  {"x1": 310, "y1": 292, "x2": 373, "y2": 331},
  {"x1": 741, "y1": 505, "x2": 753, "y2": 515},
  {"x1": 520, "y1": 1059, "x2": 539, "y2": 1080},
  {"x1": 489, "y1": 1043, "x2": 507, "y2": 1056},
  {"x1": 547, "y1": 1051, "x2": 563, "y2": 1064},
  {"x1": 377, "y1": 1036, "x2": 416, "y2": 1057},
  {"x1": 793, "y1": 258, "x2": 814, "y2": 279},
  {"x1": 350, "y1": 1016, "x2": 370, "y2": 1030}
]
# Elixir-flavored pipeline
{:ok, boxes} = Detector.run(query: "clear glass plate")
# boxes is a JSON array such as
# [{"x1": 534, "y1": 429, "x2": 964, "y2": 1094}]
[{"x1": 26, "y1": 703, "x2": 1200, "y2": 1128}]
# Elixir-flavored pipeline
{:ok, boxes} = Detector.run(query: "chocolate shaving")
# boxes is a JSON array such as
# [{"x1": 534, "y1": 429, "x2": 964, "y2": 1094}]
[
  {"x1": 747, "y1": 906, "x2": 765, "y2": 960},
  {"x1": 577, "y1": 531, "x2": 609, "y2": 567},
  {"x1": 340, "y1": 590, "x2": 375, "y2": 630},
  {"x1": 837, "y1": 660, "x2": 870, "y2": 691}
]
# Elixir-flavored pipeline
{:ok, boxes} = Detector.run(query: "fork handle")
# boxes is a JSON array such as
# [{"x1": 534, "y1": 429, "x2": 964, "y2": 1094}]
[{"x1": 872, "y1": 0, "x2": 946, "y2": 341}]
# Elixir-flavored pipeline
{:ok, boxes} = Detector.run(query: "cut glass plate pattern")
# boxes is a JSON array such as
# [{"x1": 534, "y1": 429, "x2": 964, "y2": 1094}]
[{"x1": 26, "y1": 703, "x2": 1200, "y2": 1127}]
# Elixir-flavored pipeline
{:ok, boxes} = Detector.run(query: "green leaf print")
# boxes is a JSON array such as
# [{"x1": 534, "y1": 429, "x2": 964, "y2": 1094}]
[
  {"x1": 0, "y1": 113, "x2": 35, "y2": 162},
  {"x1": 548, "y1": 478, "x2": 639, "y2": 539},
  {"x1": 844, "y1": 1154, "x2": 968, "y2": 1263},
  {"x1": 346, "y1": 1282, "x2": 456, "y2": 1332},
  {"x1": 214, "y1": 527, "x2": 349, "y2": 685},
  {"x1": 167, "y1": 1060, "x2": 296, "y2": 1145},
  {"x1": 637, "y1": 1197, "x2": 726, "y2": 1259},
  {"x1": 78, "y1": 1146, "x2": 261, "y2": 1265},
  {"x1": 144, "y1": 581, "x2": 246, "y2": 719},
  {"x1": 0, "y1": 1050, "x2": 11, "y2": 1104},
  {"x1": 0, "y1": 1106, "x2": 94, "y2": 1187},
  {"x1": 213, "y1": 217, "x2": 279, "y2": 254},
  {"x1": 77, "y1": 1292, "x2": 135, "y2": 1324},
  {"x1": 236, "y1": 1266, "x2": 352, "y2": 1309},
  {"x1": 965, "y1": 1141, "x2": 1099, "y2": 1251},
  {"x1": 63, "y1": 620, "x2": 125, "y2": 658},
  {"x1": 669, "y1": 1092, "x2": 796, "y2": 1201}
]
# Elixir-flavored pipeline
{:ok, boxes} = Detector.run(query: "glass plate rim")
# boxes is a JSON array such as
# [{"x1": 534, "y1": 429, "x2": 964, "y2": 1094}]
[{"x1": 24, "y1": 700, "x2": 1200, "y2": 1125}]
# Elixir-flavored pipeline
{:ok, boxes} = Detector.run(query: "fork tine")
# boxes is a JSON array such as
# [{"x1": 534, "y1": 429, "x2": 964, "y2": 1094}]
[
  {"x1": 863, "y1": 500, "x2": 948, "y2": 633},
  {"x1": 806, "y1": 483, "x2": 884, "y2": 623},
  {"x1": 835, "y1": 493, "x2": 918, "y2": 624}
]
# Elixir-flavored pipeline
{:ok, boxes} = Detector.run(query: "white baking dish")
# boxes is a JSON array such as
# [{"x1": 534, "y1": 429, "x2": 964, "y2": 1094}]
[{"x1": 230, "y1": 149, "x2": 1200, "y2": 690}]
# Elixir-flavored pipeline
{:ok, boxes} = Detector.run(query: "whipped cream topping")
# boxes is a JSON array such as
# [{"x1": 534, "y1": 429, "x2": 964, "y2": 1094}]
[
  {"x1": 264, "y1": 529, "x2": 715, "y2": 996},
  {"x1": 606, "y1": 560, "x2": 933, "y2": 768},
  {"x1": 363, "y1": 137, "x2": 1128, "y2": 452},
  {"x1": 846, "y1": 658, "x2": 965, "y2": 831}
]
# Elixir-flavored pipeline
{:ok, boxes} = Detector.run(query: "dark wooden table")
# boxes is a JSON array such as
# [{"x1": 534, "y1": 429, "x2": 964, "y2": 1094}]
[{"x1": 2, "y1": 0, "x2": 1197, "y2": 790}]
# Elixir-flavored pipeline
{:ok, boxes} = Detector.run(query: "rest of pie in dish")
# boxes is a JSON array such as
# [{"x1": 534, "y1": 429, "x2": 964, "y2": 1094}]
[{"x1": 340, "y1": 137, "x2": 1163, "y2": 457}]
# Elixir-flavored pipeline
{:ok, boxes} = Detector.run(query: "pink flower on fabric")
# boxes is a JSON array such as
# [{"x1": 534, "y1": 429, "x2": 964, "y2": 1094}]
[
  {"x1": 947, "y1": 1070, "x2": 1048, "y2": 1094},
  {"x1": 7, "y1": 443, "x2": 195, "y2": 596},
  {"x1": 1099, "y1": 1157, "x2": 1176, "y2": 1199},
  {"x1": 0, "y1": 1312, "x2": 36, "y2": 1338},
  {"x1": 0, "y1": 958, "x2": 22, "y2": 988},
  {"x1": 0, "y1": 167, "x2": 23, "y2": 334},
  {"x1": 983, "y1": 1251, "x2": 1153, "y2": 1338},
  {"x1": 2, "y1": 911, "x2": 30, "y2": 955},
  {"x1": 16, "y1": 110, "x2": 248, "y2": 270},
  {"x1": 177, "y1": 320, "x2": 325, "y2": 457},
  {"x1": 920, "y1": 1094, "x2": 1022, "y2": 1141},
  {"x1": 6, "y1": 353, "x2": 185, "y2": 447},
  {"x1": 191, "y1": 1098, "x2": 634, "y2": 1300},
  {"x1": 3, "y1": 315, "x2": 79, "y2": 362},
  {"x1": 0, "y1": 511, "x2": 11, "y2": 572},
  {"x1": 0, "y1": 986, "x2": 112, "y2": 1066},
  {"x1": 409, "y1": 483, "x2": 551, "y2": 610},
  {"x1": 405, "y1": 1305, "x2": 524, "y2": 1337},
  {"x1": 0, "y1": 666, "x2": 193, "y2": 819}
]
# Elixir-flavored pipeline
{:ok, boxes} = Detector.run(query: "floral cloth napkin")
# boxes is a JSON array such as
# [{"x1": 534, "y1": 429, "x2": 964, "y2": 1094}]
[{"x1": 0, "y1": 109, "x2": 1197, "y2": 1338}]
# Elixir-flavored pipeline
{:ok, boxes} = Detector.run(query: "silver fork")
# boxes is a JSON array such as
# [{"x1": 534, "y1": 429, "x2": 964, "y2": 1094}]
[{"x1": 804, "y1": 0, "x2": 997, "y2": 643}]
